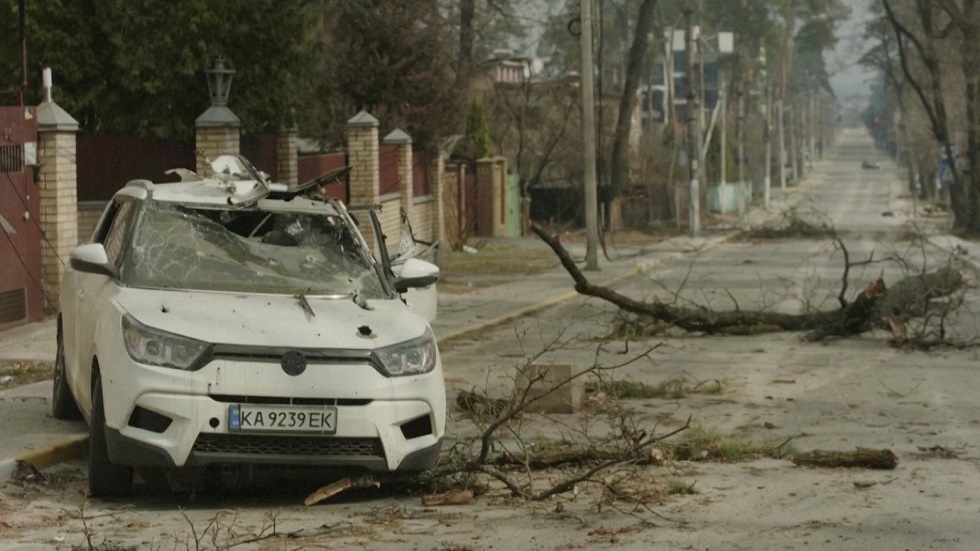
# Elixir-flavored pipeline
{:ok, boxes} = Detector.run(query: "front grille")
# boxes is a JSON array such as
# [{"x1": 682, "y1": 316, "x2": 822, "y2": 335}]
[
  {"x1": 193, "y1": 433, "x2": 384, "y2": 458},
  {"x1": 209, "y1": 346, "x2": 376, "y2": 366},
  {"x1": 202, "y1": 346, "x2": 384, "y2": 375},
  {"x1": 209, "y1": 394, "x2": 372, "y2": 407}
]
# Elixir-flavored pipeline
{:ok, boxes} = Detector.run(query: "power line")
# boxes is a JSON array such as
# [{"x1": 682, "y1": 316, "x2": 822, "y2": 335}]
[{"x1": 1, "y1": 150, "x2": 70, "y2": 270}]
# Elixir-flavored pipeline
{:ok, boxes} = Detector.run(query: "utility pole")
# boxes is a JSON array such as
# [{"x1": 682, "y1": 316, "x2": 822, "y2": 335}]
[
  {"x1": 737, "y1": 86, "x2": 746, "y2": 215},
  {"x1": 778, "y1": 99, "x2": 786, "y2": 190},
  {"x1": 737, "y1": 87, "x2": 745, "y2": 186},
  {"x1": 580, "y1": 0, "x2": 599, "y2": 270},
  {"x1": 720, "y1": 77, "x2": 727, "y2": 188},
  {"x1": 809, "y1": 94, "x2": 816, "y2": 162},
  {"x1": 761, "y1": 48, "x2": 771, "y2": 209},
  {"x1": 19, "y1": 0, "x2": 27, "y2": 107},
  {"x1": 790, "y1": 103, "x2": 799, "y2": 183},
  {"x1": 683, "y1": 0, "x2": 701, "y2": 237}
]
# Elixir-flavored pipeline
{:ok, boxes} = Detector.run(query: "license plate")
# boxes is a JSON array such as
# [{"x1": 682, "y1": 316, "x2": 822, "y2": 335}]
[{"x1": 228, "y1": 404, "x2": 337, "y2": 434}]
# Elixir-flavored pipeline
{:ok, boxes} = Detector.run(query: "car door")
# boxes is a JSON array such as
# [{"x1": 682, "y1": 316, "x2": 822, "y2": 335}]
[
  {"x1": 61, "y1": 201, "x2": 115, "y2": 374},
  {"x1": 69, "y1": 199, "x2": 137, "y2": 414}
]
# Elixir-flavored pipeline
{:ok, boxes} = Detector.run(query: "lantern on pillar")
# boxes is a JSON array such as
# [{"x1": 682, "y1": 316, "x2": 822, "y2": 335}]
[{"x1": 205, "y1": 57, "x2": 235, "y2": 107}]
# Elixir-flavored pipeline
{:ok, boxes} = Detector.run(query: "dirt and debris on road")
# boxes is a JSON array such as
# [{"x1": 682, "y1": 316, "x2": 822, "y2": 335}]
[{"x1": 0, "y1": 362, "x2": 53, "y2": 390}]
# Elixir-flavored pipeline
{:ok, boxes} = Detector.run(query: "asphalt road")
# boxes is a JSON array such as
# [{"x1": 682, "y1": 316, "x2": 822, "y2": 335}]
[{"x1": 3, "y1": 129, "x2": 980, "y2": 551}]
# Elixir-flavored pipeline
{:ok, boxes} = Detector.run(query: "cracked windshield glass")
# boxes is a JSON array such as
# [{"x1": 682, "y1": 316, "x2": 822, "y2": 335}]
[{"x1": 125, "y1": 203, "x2": 386, "y2": 297}]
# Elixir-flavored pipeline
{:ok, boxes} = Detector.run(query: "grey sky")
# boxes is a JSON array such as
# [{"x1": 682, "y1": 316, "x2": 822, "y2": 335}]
[
  {"x1": 828, "y1": 0, "x2": 876, "y2": 102},
  {"x1": 513, "y1": 0, "x2": 877, "y2": 103}
]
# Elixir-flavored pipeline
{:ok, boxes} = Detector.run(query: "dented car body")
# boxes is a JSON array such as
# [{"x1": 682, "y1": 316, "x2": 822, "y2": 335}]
[{"x1": 54, "y1": 156, "x2": 445, "y2": 497}]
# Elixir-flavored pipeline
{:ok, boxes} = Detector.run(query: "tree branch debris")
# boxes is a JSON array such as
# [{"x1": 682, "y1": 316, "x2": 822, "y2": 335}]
[{"x1": 530, "y1": 224, "x2": 963, "y2": 342}]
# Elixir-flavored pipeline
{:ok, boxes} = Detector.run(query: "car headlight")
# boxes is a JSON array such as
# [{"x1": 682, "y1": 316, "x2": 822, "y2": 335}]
[
  {"x1": 374, "y1": 327, "x2": 438, "y2": 377},
  {"x1": 122, "y1": 314, "x2": 210, "y2": 370}
]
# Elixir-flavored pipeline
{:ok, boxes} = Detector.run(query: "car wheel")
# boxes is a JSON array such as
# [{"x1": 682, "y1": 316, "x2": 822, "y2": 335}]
[
  {"x1": 51, "y1": 319, "x2": 82, "y2": 420},
  {"x1": 88, "y1": 374, "x2": 134, "y2": 498}
]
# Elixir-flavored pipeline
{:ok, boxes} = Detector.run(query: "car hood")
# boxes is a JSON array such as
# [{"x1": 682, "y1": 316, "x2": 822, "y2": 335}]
[{"x1": 114, "y1": 288, "x2": 428, "y2": 350}]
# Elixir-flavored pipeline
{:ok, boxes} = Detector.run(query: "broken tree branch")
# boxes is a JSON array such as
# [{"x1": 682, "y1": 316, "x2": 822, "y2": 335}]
[{"x1": 530, "y1": 224, "x2": 962, "y2": 341}]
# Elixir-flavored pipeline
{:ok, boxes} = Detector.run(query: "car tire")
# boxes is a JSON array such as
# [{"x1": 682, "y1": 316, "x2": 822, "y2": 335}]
[
  {"x1": 51, "y1": 318, "x2": 82, "y2": 420},
  {"x1": 88, "y1": 374, "x2": 134, "y2": 498},
  {"x1": 139, "y1": 467, "x2": 172, "y2": 494}
]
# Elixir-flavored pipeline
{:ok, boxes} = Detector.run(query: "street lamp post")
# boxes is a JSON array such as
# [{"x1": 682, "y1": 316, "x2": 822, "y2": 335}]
[{"x1": 580, "y1": 0, "x2": 599, "y2": 270}]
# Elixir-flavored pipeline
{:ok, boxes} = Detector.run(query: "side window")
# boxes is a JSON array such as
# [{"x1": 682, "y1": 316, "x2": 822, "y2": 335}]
[
  {"x1": 91, "y1": 202, "x2": 120, "y2": 245},
  {"x1": 101, "y1": 201, "x2": 135, "y2": 266}
]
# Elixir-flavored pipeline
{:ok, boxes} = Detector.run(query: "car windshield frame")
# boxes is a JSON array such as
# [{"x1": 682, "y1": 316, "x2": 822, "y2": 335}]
[{"x1": 118, "y1": 198, "x2": 394, "y2": 299}]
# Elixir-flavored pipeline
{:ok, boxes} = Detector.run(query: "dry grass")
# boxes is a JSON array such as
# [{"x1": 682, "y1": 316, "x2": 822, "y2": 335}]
[
  {"x1": 670, "y1": 424, "x2": 798, "y2": 462},
  {"x1": 438, "y1": 242, "x2": 559, "y2": 293},
  {"x1": 0, "y1": 362, "x2": 54, "y2": 390},
  {"x1": 555, "y1": 226, "x2": 686, "y2": 246},
  {"x1": 737, "y1": 217, "x2": 836, "y2": 240},
  {"x1": 666, "y1": 477, "x2": 699, "y2": 495}
]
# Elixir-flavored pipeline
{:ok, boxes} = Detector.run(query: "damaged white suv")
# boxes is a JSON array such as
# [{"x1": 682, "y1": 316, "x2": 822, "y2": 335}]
[{"x1": 53, "y1": 156, "x2": 445, "y2": 497}]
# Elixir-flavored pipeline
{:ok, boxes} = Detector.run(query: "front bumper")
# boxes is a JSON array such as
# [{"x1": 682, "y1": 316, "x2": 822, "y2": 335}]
[
  {"x1": 99, "y1": 354, "x2": 446, "y2": 472},
  {"x1": 105, "y1": 425, "x2": 444, "y2": 472}
]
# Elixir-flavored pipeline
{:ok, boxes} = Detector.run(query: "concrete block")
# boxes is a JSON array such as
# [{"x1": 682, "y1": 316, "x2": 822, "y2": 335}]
[{"x1": 513, "y1": 363, "x2": 584, "y2": 414}]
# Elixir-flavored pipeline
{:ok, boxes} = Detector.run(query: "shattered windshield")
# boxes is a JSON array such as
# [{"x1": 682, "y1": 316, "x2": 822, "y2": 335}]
[{"x1": 122, "y1": 202, "x2": 388, "y2": 298}]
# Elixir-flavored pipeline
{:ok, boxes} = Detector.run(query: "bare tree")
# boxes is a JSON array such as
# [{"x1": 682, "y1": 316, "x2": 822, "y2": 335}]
[
  {"x1": 481, "y1": 69, "x2": 581, "y2": 229},
  {"x1": 880, "y1": 0, "x2": 980, "y2": 232},
  {"x1": 609, "y1": 0, "x2": 660, "y2": 199}
]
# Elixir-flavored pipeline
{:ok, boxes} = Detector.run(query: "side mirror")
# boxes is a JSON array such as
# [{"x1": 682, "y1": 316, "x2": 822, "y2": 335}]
[
  {"x1": 69, "y1": 244, "x2": 117, "y2": 278},
  {"x1": 391, "y1": 258, "x2": 439, "y2": 321},
  {"x1": 392, "y1": 258, "x2": 439, "y2": 293}
]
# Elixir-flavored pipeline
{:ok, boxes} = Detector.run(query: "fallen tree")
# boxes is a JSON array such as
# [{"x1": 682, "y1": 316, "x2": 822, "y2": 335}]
[{"x1": 530, "y1": 224, "x2": 964, "y2": 341}]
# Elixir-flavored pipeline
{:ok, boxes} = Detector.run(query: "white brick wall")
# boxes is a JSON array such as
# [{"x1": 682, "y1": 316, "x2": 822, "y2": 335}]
[
  {"x1": 77, "y1": 202, "x2": 107, "y2": 243},
  {"x1": 195, "y1": 127, "x2": 241, "y2": 176},
  {"x1": 38, "y1": 131, "x2": 79, "y2": 309}
]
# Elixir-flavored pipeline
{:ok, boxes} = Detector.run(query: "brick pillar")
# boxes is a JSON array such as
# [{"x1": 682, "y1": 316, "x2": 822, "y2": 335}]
[
  {"x1": 430, "y1": 150, "x2": 447, "y2": 244},
  {"x1": 195, "y1": 105, "x2": 241, "y2": 177},
  {"x1": 383, "y1": 129, "x2": 413, "y2": 208},
  {"x1": 347, "y1": 111, "x2": 381, "y2": 250},
  {"x1": 347, "y1": 111, "x2": 380, "y2": 205},
  {"x1": 36, "y1": 97, "x2": 80, "y2": 311},
  {"x1": 277, "y1": 125, "x2": 299, "y2": 186}
]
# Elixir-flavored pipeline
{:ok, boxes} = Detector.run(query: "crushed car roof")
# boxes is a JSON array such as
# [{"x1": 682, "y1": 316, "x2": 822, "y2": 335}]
[{"x1": 115, "y1": 154, "x2": 349, "y2": 211}]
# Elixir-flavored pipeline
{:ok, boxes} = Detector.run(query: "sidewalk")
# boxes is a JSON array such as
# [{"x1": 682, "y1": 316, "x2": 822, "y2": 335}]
[
  {"x1": 883, "y1": 159, "x2": 980, "y2": 272},
  {"x1": 431, "y1": 232, "x2": 733, "y2": 345},
  {"x1": 0, "y1": 194, "x2": 796, "y2": 482}
]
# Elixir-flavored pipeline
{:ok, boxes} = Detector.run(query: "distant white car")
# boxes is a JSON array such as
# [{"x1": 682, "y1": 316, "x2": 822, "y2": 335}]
[{"x1": 54, "y1": 155, "x2": 444, "y2": 497}]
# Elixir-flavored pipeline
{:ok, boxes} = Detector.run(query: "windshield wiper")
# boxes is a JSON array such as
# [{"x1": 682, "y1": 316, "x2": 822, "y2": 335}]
[{"x1": 294, "y1": 292, "x2": 316, "y2": 322}]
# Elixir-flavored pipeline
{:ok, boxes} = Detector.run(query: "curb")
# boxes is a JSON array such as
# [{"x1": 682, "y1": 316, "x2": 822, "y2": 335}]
[
  {"x1": 0, "y1": 433, "x2": 87, "y2": 482},
  {"x1": 436, "y1": 267, "x2": 640, "y2": 347}
]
